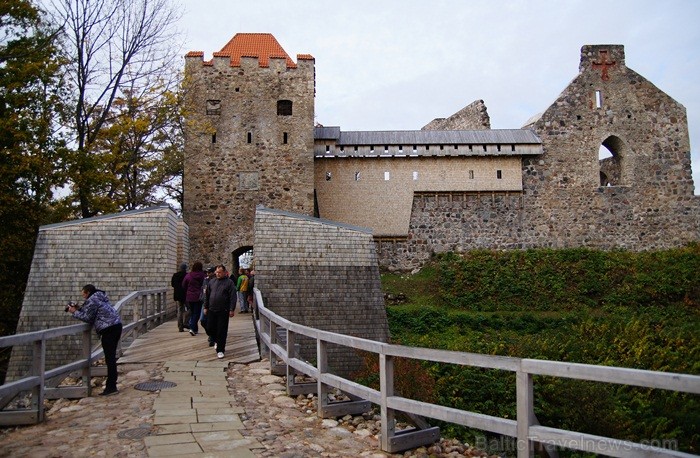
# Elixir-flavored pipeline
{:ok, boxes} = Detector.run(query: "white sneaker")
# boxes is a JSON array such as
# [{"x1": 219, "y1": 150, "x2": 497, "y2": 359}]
[{"x1": 217, "y1": 352, "x2": 224, "y2": 359}]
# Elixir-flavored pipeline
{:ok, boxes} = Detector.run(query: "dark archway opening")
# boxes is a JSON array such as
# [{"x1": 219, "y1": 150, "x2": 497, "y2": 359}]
[{"x1": 231, "y1": 245, "x2": 253, "y2": 277}]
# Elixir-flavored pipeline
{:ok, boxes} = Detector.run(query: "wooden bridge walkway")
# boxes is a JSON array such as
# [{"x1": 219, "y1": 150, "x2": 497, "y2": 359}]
[{"x1": 118, "y1": 309, "x2": 261, "y2": 364}]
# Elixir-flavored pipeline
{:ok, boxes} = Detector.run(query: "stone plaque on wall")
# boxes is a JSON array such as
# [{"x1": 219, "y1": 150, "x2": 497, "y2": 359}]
[
  {"x1": 206, "y1": 99, "x2": 221, "y2": 115},
  {"x1": 239, "y1": 172, "x2": 259, "y2": 190}
]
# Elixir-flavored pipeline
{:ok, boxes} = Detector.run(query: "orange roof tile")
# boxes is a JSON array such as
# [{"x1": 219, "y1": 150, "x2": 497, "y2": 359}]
[{"x1": 216, "y1": 33, "x2": 297, "y2": 68}]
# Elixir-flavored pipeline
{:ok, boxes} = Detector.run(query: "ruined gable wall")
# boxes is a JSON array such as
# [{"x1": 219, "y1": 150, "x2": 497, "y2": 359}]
[
  {"x1": 377, "y1": 45, "x2": 698, "y2": 270},
  {"x1": 522, "y1": 45, "x2": 699, "y2": 249},
  {"x1": 422, "y1": 99, "x2": 491, "y2": 130},
  {"x1": 183, "y1": 54, "x2": 315, "y2": 266}
]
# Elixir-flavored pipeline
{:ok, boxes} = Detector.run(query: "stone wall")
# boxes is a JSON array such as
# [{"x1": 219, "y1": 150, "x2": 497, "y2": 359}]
[
  {"x1": 422, "y1": 99, "x2": 491, "y2": 130},
  {"x1": 7, "y1": 206, "x2": 188, "y2": 381},
  {"x1": 183, "y1": 51, "x2": 316, "y2": 267},
  {"x1": 183, "y1": 38, "x2": 698, "y2": 273},
  {"x1": 315, "y1": 156, "x2": 523, "y2": 236},
  {"x1": 522, "y1": 44, "x2": 699, "y2": 250},
  {"x1": 253, "y1": 206, "x2": 389, "y2": 377},
  {"x1": 377, "y1": 45, "x2": 699, "y2": 270},
  {"x1": 377, "y1": 191, "x2": 525, "y2": 271}
]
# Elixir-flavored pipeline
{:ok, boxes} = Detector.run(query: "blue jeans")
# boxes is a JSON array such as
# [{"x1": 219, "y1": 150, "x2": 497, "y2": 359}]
[{"x1": 187, "y1": 301, "x2": 203, "y2": 334}]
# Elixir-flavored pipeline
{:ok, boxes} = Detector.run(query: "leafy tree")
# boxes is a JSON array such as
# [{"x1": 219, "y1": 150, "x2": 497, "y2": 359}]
[
  {"x1": 87, "y1": 82, "x2": 183, "y2": 212},
  {"x1": 47, "y1": 0, "x2": 182, "y2": 217},
  {"x1": 0, "y1": 0, "x2": 67, "y2": 338}
]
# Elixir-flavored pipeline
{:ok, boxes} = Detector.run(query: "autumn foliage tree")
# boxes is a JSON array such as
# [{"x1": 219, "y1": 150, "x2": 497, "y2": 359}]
[
  {"x1": 0, "y1": 0, "x2": 67, "y2": 337},
  {"x1": 86, "y1": 83, "x2": 183, "y2": 212},
  {"x1": 48, "y1": 0, "x2": 182, "y2": 217}
]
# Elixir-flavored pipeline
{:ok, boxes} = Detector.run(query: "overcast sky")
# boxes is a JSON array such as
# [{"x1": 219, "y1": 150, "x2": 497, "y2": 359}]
[{"x1": 179, "y1": 0, "x2": 700, "y2": 192}]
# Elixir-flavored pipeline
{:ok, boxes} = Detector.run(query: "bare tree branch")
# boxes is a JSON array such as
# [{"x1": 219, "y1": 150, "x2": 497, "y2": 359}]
[{"x1": 47, "y1": 0, "x2": 182, "y2": 217}]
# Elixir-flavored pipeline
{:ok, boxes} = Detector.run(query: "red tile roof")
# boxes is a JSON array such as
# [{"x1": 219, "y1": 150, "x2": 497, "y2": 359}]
[{"x1": 215, "y1": 33, "x2": 298, "y2": 68}]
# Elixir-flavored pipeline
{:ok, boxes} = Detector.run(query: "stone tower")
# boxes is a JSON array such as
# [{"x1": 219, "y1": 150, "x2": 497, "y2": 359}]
[{"x1": 183, "y1": 33, "x2": 315, "y2": 266}]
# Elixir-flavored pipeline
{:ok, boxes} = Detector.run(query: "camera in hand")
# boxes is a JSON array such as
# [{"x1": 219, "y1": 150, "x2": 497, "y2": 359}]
[{"x1": 65, "y1": 301, "x2": 77, "y2": 312}]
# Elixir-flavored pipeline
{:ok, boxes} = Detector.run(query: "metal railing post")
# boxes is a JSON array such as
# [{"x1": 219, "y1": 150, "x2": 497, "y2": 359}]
[
  {"x1": 286, "y1": 329, "x2": 296, "y2": 395},
  {"x1": 269, "y1": 320, "x2": 278, "y2": 371},
  {"x1": 156, "y1": 292, "x2": 163, "y2": 326},
  {"x1": 379, "y1": 352, "x2": 395, "y2": 451},
  {"x1": 31, "y1": 339, "x2": 46, "y2": 423},
  {"x1": 82, "y1": 328, "x2": 93, "y2": 396},
  {"x1": 317, "y1": 338, "x2": 329, "y2": 418},
  {"x1": 141, "y1": 294, "x2": 147, "y2": 333},
  {"x1": 516, "y1": 368, "x2": 535, "y2": 458}
]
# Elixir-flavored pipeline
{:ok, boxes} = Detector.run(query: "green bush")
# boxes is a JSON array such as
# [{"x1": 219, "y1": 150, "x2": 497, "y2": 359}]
[{"x1": 383, "y1": 245, "x2": 700, "y2": 455}]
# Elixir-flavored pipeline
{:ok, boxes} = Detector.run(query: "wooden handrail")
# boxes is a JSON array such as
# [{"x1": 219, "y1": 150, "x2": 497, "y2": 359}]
[
  {"x1": 252, "y1": 288, "x2": 700, "y2": 458},
  {"x1": 0, "y1": 288, "x2": 168, "y2": 425}
]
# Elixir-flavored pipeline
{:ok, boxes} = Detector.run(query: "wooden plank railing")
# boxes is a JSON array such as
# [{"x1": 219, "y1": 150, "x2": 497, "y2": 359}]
[
  {"x1": 0, "y1": 288, "x2": 167, "y2": 425},
  {"x1": 252, "y1": 288, "x2": 700, "y2": 458}
]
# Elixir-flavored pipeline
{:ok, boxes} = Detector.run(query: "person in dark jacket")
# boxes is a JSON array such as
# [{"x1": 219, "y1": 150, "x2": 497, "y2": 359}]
[
  {"x1": 182, "y1": 261, "x2": 206, "y2": 336},
  {"x1": 171, "y1": 263, "x2": 188, "y2": 332},
  {"x1": 204, "y1": 264, "x2": 236, "y2": 359},
  {"x1": 201, "y1": 266, "x2": 216, "y2": 346},
  {"x1": 66, "y1": 284, "x2": 122, "y2": 396}
]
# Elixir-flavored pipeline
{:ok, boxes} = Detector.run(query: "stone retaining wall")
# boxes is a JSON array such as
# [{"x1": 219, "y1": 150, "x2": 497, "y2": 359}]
[
  {"x1": 7, "y1": 206, "x2": 188, "y2": 382},
  {"x1": 253, "y1": 206, "x2": 389, "y2": 377}
]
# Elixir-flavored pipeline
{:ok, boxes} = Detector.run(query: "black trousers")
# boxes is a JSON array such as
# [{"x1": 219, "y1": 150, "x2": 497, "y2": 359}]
[
  {"x1": 206, "y1": 310, "x2": 230, "y2": 353},
  {"x1": 100, "y1": 323, "x2": 122, "y2": 391}
]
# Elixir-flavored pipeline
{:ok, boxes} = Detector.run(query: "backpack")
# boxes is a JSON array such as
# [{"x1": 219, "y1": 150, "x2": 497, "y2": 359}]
[{"x1": 239, "y1": 275, "x2": 249, "y2": 292}]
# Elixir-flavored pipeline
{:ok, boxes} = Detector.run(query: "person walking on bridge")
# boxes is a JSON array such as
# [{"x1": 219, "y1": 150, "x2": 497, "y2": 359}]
[
  {"x1": 171, "y1": 263, "x2": 189, "y2": 332},
  {"x1": 183, "y1": 261, "x2": 206, "y2": 336},
  {"x1": 204, "y1": 264, "x2": 236, "y2": 359},
  {"x1": 66, "y1": 284, "x2": 122, "y2": 396}
]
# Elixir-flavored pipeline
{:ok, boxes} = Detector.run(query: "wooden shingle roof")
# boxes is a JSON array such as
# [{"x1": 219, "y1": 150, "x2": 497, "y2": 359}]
[
  {"x1": 314, "y1": 128, "x2": 542, "y2": 158},
  {"x1": 331, "y1": 129, "x2": 541, "y2": 145}
]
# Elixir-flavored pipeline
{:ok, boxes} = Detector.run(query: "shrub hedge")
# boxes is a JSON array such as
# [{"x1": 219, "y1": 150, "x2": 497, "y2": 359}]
[{"x1": 381, "y1": 244, "x2": 699, "y2": 456}]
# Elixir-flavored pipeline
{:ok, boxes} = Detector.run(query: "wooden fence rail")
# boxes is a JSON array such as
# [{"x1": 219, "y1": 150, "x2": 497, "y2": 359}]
[
  {"x1": 0, "y1": 288, "x2": 168, "y2": 425},
  {"x1": 252, "y1": 288, "x2": 700, "y2": 458}
]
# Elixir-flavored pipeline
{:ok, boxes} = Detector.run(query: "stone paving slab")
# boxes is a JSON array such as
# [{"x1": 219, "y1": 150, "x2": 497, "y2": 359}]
[
  {"x1": 198, "y1": 414, "x2": 244, "y2": 426},
  {"x1": 144, "y1": 360, "x2": 259, "y2": 457},
  {"x1": 155, "y1": 423, "x2": 194, "y2": 434},
  {"x1": 196, "y1": 407, "x2": 246, "y2": 415},
  {"x1": 146, "y1": 441, "x2": 203, "y2": 456},
  {"x1": 192, "y1": 400, "x2": 239, "y2": 408},
  {"x1": 153, "y1": 400, "x2": 193, "y2": 409},
  {"x1": 153, "y1": 408, "x2": 196, "y2": 417},
  {"x1": 153, "y1": 413, "x2": 198, "y2": 424},
  {"x1": 190, "y1": 422, "x2": 245, "y2": 432},
  {"x1": 144, "y1": 432, "x2": 196, "y2": 446}
]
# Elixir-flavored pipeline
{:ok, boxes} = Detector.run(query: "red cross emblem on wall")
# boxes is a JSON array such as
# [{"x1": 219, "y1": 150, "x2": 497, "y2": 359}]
[{"x1": 592, "y1": 50, "x2": 616, "y2": 81}]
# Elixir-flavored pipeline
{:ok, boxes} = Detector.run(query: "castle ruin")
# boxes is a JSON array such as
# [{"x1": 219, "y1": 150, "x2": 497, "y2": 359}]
[{"x1": 183, "y1": 35, "x2": 699, "y2": 272}]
